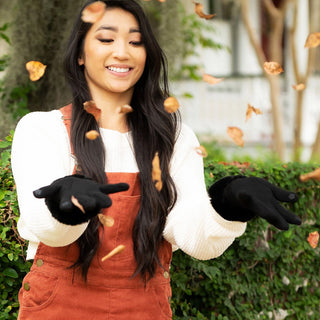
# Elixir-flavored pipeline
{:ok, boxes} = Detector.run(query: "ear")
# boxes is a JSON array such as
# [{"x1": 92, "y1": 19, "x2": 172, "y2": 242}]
[{"x1": 78, "y1": 55, "x2": 84, "y2": 66}]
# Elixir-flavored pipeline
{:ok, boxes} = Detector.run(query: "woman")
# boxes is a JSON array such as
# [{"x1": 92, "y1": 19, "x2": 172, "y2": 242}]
[{"x1": 11, "y1": 1, "x2": 301, "y2": 319}]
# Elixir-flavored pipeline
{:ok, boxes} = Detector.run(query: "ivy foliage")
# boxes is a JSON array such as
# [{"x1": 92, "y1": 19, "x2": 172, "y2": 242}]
[
  {"x1": 171, "y1": 160, "x2": 320, "y2": 319},
  {"x1": 0, "y1": 132, "x2": 32, "y2": 320},
  {"x1": 0, "y1": 134, "x2": 319, "y2": 319}
]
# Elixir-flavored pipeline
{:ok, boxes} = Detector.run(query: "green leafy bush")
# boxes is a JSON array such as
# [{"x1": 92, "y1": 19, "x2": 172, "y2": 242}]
[
  {"x1": 0, "y1": 132, "x2": 32, "y2": 320},
  {"x1": 0, "y1": 133, "x2": 319, "y2": 319},
  {"x1": 171, "y1": 160, "x2": 320, "y2": 319}
]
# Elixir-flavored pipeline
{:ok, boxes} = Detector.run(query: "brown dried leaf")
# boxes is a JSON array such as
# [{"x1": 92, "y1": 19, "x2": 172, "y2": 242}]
[
  {"x1": 299, "y1": 168, "x2": 320, "y2": 182},
  {"x1": 246, "y1": 104, "x2": 263, "y2": 122},
  {"x1": 83, "y1": 100, "x2": 101, "y2": 122},
  {"x1": 117, "y1": 104, "x2": 133, "y2": 114},
  {"x1": 81, "y1": 1, "x2": 106, "y2": 23},
  {"x1": 25, "y1": 61, "x2": 47, "y2": 81},
  {"x1": 85, "y1": 130, "x2": 100, "y2": 140},
  {"x1": 101, "y1": 244, "x2": 125, "y2": 261},
  {"x1": 304, "y1": 32, "x2": 320, "y2": 48},
  {"x1": 152, "y1": 152, "x2": 162, "y2": 191},
  {"x1": 71, "y1": 195, "x2": 85, "y2": 214},
  {"x1": 98, "y1": 213, "x2": 114, "y2": 227},
  {"x1": 195, "y1": 145, "x2": 208, "y2": 158},
  {"x1": 307, "y1": 231, "x2": 319, "y2": 249},
  {"x1": 164, "y1": 96, "x2": 180, "y2": 113},
  {"x1": 193, "y1": 2, "x2": 216, "y2": 20},
  {"x1": 227, "y1": 126, "x2": 244, "y2": 147},
  {"x1": 292, "y1": 83, "x2": 306, "y2": 91},
  {"x1": 263, "y1": 61, "x2": 284, "y2": 75},
  {"x1": 202, "y1": 73, "x2": 224, "y2": 85}
]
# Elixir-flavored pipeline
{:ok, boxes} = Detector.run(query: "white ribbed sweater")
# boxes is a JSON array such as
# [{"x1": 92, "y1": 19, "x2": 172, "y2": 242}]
[{"x1": 11, "y1": 109, "x2": 246, "y2": 260}]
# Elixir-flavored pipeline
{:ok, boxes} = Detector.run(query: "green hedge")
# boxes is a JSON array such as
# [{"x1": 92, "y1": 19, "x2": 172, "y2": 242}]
[{"x1": 0, "y1": 134, "x2": 319, "y2": 319}]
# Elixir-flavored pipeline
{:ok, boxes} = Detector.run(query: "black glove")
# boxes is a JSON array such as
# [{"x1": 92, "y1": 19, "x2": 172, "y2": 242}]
[
  {"x1": 33, "y1": 174, "x2": 129, "y2": 225},
  {"x1": 208, "y1": 175, "x2": 301, "y2": 230}
]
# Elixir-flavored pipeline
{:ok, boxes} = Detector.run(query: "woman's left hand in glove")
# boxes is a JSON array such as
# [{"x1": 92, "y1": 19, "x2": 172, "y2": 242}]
[{"x1": 208, "y1": 176, "x2": 301, "y2": 230}]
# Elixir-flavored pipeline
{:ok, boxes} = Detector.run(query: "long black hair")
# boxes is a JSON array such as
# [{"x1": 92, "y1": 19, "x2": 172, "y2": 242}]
[{"x1": 64, "y1": 0, "x2": 180, "y2": 281}]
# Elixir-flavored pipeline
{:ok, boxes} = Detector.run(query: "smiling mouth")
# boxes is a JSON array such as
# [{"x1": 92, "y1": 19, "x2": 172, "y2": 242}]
[{"x1": 107, "y1": 66, "x2": 132, "y2": 73}]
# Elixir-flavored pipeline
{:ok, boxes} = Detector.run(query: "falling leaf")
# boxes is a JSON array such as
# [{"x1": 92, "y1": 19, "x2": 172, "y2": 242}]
[
  {"x1": 85, "y1": 130, "x2": 100, "y2": 140},
  {"x1": 299, "y1": 168, "x2": 320, "y2": 182},
  {"x1": 25, "y1": 61, "x2": 47, "y2": 81},
  {"x1": 193, "y1": 2, "x2": 216, "y2": 20},
  {"x1": 117, "y1": 104, "x2": 133, "y2": 114},
  {"x1": 304, "y1": 32, "x2": 320, "y2": 48},
  {"x1": 101, "y1": 244, "x2": 125, "y2": 261},
  {"x1": 81, "y1": 1, "x2": 106, "y2": 23},
  {"x1": 98, "y1": 213, "x2": 114, "y2": 227},
  {"x1": 307, "y1": 231, "x2": 319, "y2": 249},
  {"x1": 246, "y1": 104, "x2": 263, "y2": 122},
  {"x1": 158, "y1": 0, "x2": 166, "y2": 2},
  {"x1": 164, "y1": 96, "x2": 180, "y2": 113},
  {"x1": 152, "y1": 152, "x2": 162, "y2": 191},
  {"x1": 71, "y1": 195, "x2": 85, "y2": 214},
  {"x1": 83, "y1": 100, "x2": 101, "y2": 122},
  {"x1": 195, "y1": 145, "x2": 208, "y2": 157},
  {"x1": 227, "y1": 126, "x2": 244, "y2": 147},
  {"x1": 292, "y1": 83, "x2": 306, "y2": 91},
  {"x1": 202, "y1": 73, "x2": 224, "y2": 85},
  {"x1": 263, "y1": 61, "x2": 284, "y2": 75}
]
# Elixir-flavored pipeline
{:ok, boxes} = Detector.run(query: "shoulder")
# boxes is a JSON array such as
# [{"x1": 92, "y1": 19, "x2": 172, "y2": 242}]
[
  {"x1": 175, "y1": 122, "x2": 200, "y2": 149},
  {"x1": 15, "y1": 109, "x2": 63, "y2": 131}
]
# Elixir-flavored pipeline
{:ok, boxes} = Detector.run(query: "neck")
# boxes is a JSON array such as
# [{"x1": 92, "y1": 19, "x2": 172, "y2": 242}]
[{"x1": 90, "y1": 89, "x2": 133, "y2": 133}]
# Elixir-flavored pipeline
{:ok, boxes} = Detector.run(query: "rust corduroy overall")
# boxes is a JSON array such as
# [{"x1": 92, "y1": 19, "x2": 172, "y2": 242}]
[{"x1": 17, "y1": 105, "x2": 173, "y2": 320}]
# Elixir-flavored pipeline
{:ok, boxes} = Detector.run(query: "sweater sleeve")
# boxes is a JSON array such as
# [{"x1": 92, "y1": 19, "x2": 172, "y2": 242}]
[
  {"x1": 163, "y1": 124, "x2": 246, "y2": 260},
  {"x1": 11, "y1": 110, "x2": 89, "y2": 259}
]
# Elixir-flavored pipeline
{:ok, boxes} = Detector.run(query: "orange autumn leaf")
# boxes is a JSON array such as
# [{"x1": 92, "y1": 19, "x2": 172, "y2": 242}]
[
  {"x1": 81, "y1": 1, "x2": 106, "y2": 23},
  {"x1": 158, "y1": 0, "x2": 166, "y2": 2},
  {"x1": 83, "y1": 100, "x2": 101, "y2": 122},
  {"x1": 152, "y1": 152, "x2": 162, "y2": 191},
  {"x1": 292, "y1": 83, "x2": 306, "y2": 91},
  {"x1": 304, "y1": 32, "x2": 320, "y2": 48},
  {"x1": 101, "y1": 244, "x2": 125, "y2": 262},
  {"x1": 202, "y1": 73, "x2": 224, "y2": 85},
  {"x1": 195, "y1": 145, "x2": 208, "y2": 158},
  {"x1": 263, "y1": 61, "x2": 284, "y2": 75},
  {"x1": 164, "y1": 96, "x2": 180, "y2": 113},
  {"x1": 71, "y1": 196, "x2": 85, "y2": 214},
  {"x1": 117, "y1": 104, "x2": 133, "y2": 114},
  {"x1": 25, "y1": 61, "x2": 47, "y2": 81},
  {"x1": 299, "y1": 168, "x2": 320, "y2": 182},
  {"x1": 193, "y1": 2, "x2": 216, "y2": 20},
  {"x1": 246, "y1": 104, "x2": 263, "y2": 122},
  {"x1": 307, "y1": 231, "x2": 319, "y2": 249},
  {"x1": 98, "y1": 213, "x2": 114, "y2": 227},
  {"x1": 85, "y1": 130, "x2": 100, "y2": 140},
  {"x1": 227, "y1": 126, "x2": 244, "y2": 147}
]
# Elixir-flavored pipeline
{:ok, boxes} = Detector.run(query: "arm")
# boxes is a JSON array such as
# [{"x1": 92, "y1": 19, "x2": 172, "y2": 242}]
[
  {"x1": 163, "y1": 124, "x2": 247, "y2": 260},
  {"x1": 11, "y1": 110, "x2": 88, "y2": 249}
]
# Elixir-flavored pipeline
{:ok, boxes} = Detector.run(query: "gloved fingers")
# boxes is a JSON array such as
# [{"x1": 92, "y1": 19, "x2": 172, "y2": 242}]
[
  {"x1": 274, "y1": 202, "x2": 302, "y2": 225},
  {"x1": 250, "y1": 198, "x2": 290, "y2": 230},
  {"x1": 33, "y1": 184, "x2": 59, "y2": 199},
  {"x1": 258, "y1": 179, "x2": 298, "y2": 203},
  {"x1": 90, "y1": 192, "x2": 112, "y2": 209},
  {"x1": 100, "y1": 183, "x2": 129, "y2": 195},
  {"x1": 74, "y1": 194, "x2": 97, "y2": 211}
]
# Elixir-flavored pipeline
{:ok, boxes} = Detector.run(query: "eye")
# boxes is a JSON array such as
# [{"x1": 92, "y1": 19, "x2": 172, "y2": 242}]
[
  {"x1": 130, "y1": 41, "x2": 143, "y2": 46},
  {"x1": 98, "y1": 39, "x2": 114, "y2": 43}
]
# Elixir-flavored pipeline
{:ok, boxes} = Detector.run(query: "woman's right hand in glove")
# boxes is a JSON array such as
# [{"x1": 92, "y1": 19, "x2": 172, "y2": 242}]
[{"x1": 33, "y1": 174, "x2": 129, "y2": 225}]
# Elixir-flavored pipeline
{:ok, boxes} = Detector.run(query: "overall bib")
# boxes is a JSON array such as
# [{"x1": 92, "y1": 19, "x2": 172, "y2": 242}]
[{"x1": 17, "y1": 105, "x2": 173, "y2": 320}]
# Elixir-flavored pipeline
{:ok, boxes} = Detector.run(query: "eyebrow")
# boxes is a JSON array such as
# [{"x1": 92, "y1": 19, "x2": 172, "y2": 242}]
[{"x1": 95, "y1": 26, "x2": 141, "y2": 33}]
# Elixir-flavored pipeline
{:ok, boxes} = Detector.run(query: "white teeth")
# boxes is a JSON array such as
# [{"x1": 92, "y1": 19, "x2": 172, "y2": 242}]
[{"x1": 108, "y1": 66, "x2": 130, "y2": 73}]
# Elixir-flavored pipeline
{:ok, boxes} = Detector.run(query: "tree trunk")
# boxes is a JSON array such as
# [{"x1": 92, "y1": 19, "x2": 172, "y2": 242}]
[{"x1": 240, "y1": 0, "x2": 286, "y2": 160}]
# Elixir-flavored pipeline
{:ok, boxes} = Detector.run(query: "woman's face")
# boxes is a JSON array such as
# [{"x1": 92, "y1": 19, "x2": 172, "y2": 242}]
[{"x1": 78, "y1": 7, "x2": 147, "y2": 98}]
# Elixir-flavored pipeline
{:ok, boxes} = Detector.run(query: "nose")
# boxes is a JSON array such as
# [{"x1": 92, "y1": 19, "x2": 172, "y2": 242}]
[{"x1": 112, "y1": 40, "x2": 130, "y2": 60}]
